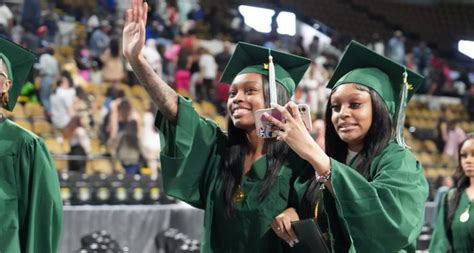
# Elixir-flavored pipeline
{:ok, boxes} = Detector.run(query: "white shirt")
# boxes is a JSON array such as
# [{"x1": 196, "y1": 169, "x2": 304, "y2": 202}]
[
  {"x1": 0, "y1": 5, "x2": 13, "y2": 28},
  {"x1": 199, "y1": 53, "x2": 217, "y2": 79}
]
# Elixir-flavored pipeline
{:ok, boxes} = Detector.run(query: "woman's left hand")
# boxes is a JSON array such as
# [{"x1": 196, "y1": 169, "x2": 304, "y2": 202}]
[
  {"x1": 264, "y1": 102, "x2": 318, "y2": 161},
  {"x1": 271, "y1": 207, "x2": 300, "y2": 247}
]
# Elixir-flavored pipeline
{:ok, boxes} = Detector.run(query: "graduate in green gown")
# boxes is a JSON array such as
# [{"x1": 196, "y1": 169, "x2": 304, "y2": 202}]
[
  {"x1": 122, "y1": 1, "x2": 315, "y2": 252},
  {"x1": 429, "y1": 133, "x2": 474, "y2": 253},
  {"x1": 0, "y1": 38, "x2": 62, "y2": 252},
  {"x1": 265, "y1": 41, "x2": 429, "y2": 252}
]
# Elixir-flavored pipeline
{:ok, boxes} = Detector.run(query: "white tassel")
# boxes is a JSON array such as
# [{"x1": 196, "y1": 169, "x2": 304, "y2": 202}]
[
  {"x1": 268, "y1": 52, "x2": 277, "y2": 105},
  {"x1": 395, "y1": 69, "x2": 409, "y2": 149}
]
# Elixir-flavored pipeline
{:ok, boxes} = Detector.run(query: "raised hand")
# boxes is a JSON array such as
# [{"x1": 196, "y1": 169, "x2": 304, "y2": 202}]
[{"x1": 123, "y1": 0, "x2": 148, "y2": 61}]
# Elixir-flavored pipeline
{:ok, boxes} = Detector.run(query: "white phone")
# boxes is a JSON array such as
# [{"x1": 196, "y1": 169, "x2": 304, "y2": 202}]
[{"x1": 254, "y1": 104, "x2": 312, "y2": 138}]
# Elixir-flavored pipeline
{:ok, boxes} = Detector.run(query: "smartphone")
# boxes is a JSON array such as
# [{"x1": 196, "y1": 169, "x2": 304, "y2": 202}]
[{"x1": 254, "y1": 104, "x2": 312, "y2": 138}]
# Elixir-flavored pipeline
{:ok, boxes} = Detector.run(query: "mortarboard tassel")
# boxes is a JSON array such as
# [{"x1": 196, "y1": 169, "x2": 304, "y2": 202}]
[
  {"x1": 395, "y1": 68, "x2": 410, "y2": 149},
  {"x1": 268, "y1": 49, "x2": 277, "y2": 106}
]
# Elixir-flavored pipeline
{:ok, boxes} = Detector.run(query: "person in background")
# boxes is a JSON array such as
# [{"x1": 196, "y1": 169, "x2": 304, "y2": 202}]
[
  {"x1": 100, "y1": 37, "x2": 125, "y2": 86},
  {"x1": 196, "y1": 46, "x2": 217, "y2": 102},
  {"x1": 444, "y1": 119, "x2": 467, "y2": 160},
  {"x1": 431, "y1": 175, "x2": 454, "y2": 228},
  {"x1": 0, "y1": 37, "x2": 62, "y2": 253},
  {"x1": 436, "y1": 105, "x2": 449, "y2": 154},
  {"x1": 430, "y1": 133, "x2": 474, "y2": 252},
  {"x1": 34, "y1": 46, "x2": 58, "y2": 116},
  {"x1": 50, "y1": 71, "x2": 77, "y2": 138},
  {"x1": 267, "y1": 41, "x2": 428, "y2": 252},
  {"x1": 122, "y1": 1, "x2": 315, "y2": 251}
]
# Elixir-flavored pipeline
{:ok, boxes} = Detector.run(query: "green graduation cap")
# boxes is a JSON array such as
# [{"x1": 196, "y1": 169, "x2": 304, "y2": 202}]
[
  {"x1": 0, "y1": 37, "x2": 37, "y2": 111},
  {"x1": 220, "y1": 42, "x2": 311, "y2": 97},
  {"x1": 327, "y1": 40, "x2": 424, "y2": 148}
]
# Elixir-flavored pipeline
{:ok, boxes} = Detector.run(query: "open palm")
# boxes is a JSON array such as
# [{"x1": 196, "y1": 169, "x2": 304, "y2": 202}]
[{"x1": 123, "y1": 0, "x2": 148, "y2": 60}]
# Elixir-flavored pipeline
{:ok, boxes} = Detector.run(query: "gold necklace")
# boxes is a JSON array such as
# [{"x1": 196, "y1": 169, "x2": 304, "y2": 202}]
[
  {"x1": 460, "y1": 198, "x2": 473, "y2": 223},
  {"x1": 234, "y1": 185, "x2": 245, "y2": 203}
]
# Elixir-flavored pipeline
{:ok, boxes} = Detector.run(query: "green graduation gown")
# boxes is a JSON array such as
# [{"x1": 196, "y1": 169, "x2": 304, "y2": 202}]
[
  {"x1": 429, "y1": 189, "x2": 474, "y2": 253},
  {"x1": 0, "y1": 118, "x2": 63, "y2": 253},
  {"x1": 321, "y1": 142, "x2": 428, "y2": 252},
  {"x1": 155, "y1": 96, "x2": 314, "y2": 252}
]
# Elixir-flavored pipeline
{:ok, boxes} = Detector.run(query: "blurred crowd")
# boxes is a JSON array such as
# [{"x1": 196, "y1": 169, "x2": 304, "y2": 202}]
[{"x1": 0, "y1": 0, "x2": 473, "y2": 184}]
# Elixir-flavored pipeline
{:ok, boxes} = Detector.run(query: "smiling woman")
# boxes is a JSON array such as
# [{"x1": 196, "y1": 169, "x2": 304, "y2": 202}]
[
  {"x1": 266, "y1": 41, "x2": 429, "y2": 252},
  {"x1": 122, "y1": 1, "x2": 314, "y2": 250}
]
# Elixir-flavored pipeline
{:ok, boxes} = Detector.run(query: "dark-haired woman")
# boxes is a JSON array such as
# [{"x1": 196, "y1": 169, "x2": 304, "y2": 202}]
[
  {"x1": 122, "y1": 1, "x2": 314, "y2": 251},
  {"x1": 429, "y1": 133, "x2": 474, "y2": 252},
  {"x1": 266, "y1": 41, "x2": 429, "y2": 252}
]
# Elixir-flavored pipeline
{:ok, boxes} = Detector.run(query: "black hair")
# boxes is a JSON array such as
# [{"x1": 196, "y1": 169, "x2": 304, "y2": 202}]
[
  {"x1": 324, "y1": 84, "x2": 392, "y2": 178},
  {"x1": 61, "y1": 70, "x2": 74, "y2": 88},
  {"x1": 222, "y1": 76, "x2": 290, "y2": 214},
  {"x1": 109, "y1": 38, "x2": 120, "y2": 58},
  {"x1": 445, "y1": 133, "x2": 474, "y2": 237}
]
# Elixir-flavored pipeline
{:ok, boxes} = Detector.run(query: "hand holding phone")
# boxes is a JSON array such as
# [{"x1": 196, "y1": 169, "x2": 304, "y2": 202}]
[{"x1": 254, "y1": 104, "x2": 312, "y2": 138}]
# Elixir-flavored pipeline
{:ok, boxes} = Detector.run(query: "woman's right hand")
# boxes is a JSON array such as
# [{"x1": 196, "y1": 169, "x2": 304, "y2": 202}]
[
  {"x1": 271, "y1": 208, "x2": 300, "y2": 247},
  {"x1": 123, "y1": 0, "x2": 148, "y2": 62}
]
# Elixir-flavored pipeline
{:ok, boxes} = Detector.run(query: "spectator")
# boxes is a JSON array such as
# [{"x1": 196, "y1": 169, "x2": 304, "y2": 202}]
[
  {"x1": 107, "y1": 97, "x2": 141, "y2": 153},
  {"x1": 89, "y1": 19, "x2": 111, "y2": 65},
  {"x1": 67, "y1": 116, "x2": 91, "y2": 172},
  {"x1": 74, "y1": 38, "x2": 92, "y2": 81},
  {"x1": 444, "y1": 120, "x2": 467, "y2": 160},
  {"x1": 387, "y1": 30, "x2": 405, "y2": 64},
  {"x1": 115, "y1": 119, "x2": 144, "y2": 174},
  {"x1": 196, "y1": 46, "x2": 217, "y2": 102},
  {"x1": 174, "y1": 46, "x2": 191, "y2": 93},
  {"x1": 436, "y1": 105, "x2": 449, "y2": 154},
  {"x1": 367, "y1": 32, "x2": 385, "y2": 56},
  {"x1": 20, "y1": 23, "x2": 39, "y2": 52},
  {"x1": 100, "y1": 37, "x2": 125, "y2": 85},
  {"x1": 142, "y1": 39, "x2": 162, "y2": 76},
  {"x1": 412, "y1": 41, "x2": 432, "y2": 75},
  {"x1": 0, "y1": 0, "x2": 13, "y2": 33},
  {"x1": 431, "y1": 175, "x2": 454, "y2": 228},
  {"x1": 35, "y1": 46, "x2": 59, "y2": 115},
  {"x1": 50, "y1": 71, "x2": 77, "y2": 138},
  {"x1": 462, "y1": 84, "x2": 474, "y2": 121},
  {"x1": 141, "y1": 102, "x2": 160, "y2": 177},
  {"x1": 307, "y1": 36, "x2": 321, "y2": 61}
]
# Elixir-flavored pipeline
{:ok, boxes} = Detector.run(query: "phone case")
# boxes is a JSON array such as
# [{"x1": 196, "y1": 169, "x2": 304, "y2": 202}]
[{"x1": 254, "y1": 104, "x2": 312, "y2": 138}]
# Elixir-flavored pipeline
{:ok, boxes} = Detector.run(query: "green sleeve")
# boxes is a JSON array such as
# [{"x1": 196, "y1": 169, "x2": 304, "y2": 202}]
[
  {"x1": 429, "y1": 191, "x2": 451, "y2": 252},
  {"x1": 155, "y1": 96, "x2": 225, "y2": 208},
  {"x1": 326, "y1": 143, "x2": 428, "y2": 251},
  {"x1": 17, "y1": 137, "x2": 63, "y2": 253}
]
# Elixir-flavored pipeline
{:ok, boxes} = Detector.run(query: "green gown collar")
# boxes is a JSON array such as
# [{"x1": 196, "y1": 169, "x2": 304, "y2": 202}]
[{"x1": 246, "y1": 155, "x2": 267, "y2": 180}]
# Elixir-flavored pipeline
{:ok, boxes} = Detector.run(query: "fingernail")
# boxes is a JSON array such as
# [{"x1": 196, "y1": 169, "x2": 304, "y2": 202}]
[
  {"x1": 294, "y1": 239, "x2": 299, "y2": 244},
  {"x1": 288, "y1": 241, "x2": 294, "y2": 247}
]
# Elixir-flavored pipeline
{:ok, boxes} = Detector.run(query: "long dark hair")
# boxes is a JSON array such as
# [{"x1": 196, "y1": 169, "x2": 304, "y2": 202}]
[
  {"x1": 445, "y1": 133, "x2": 474, "y2": 234},
  {"x1": 118, "y1": 120, "x2": 140, "y2": 150},
  {"x1": 324, "y1": 84, "x2": 392, "y2": 178},
  {"x1": 222, "y1": 76, "x2": 290, "y2": 214}
]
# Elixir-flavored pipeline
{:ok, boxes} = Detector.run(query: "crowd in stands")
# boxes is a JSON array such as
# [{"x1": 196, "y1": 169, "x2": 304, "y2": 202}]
[{"x1": 0, "y1": 0, "x2": 473, "y2": 200}]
